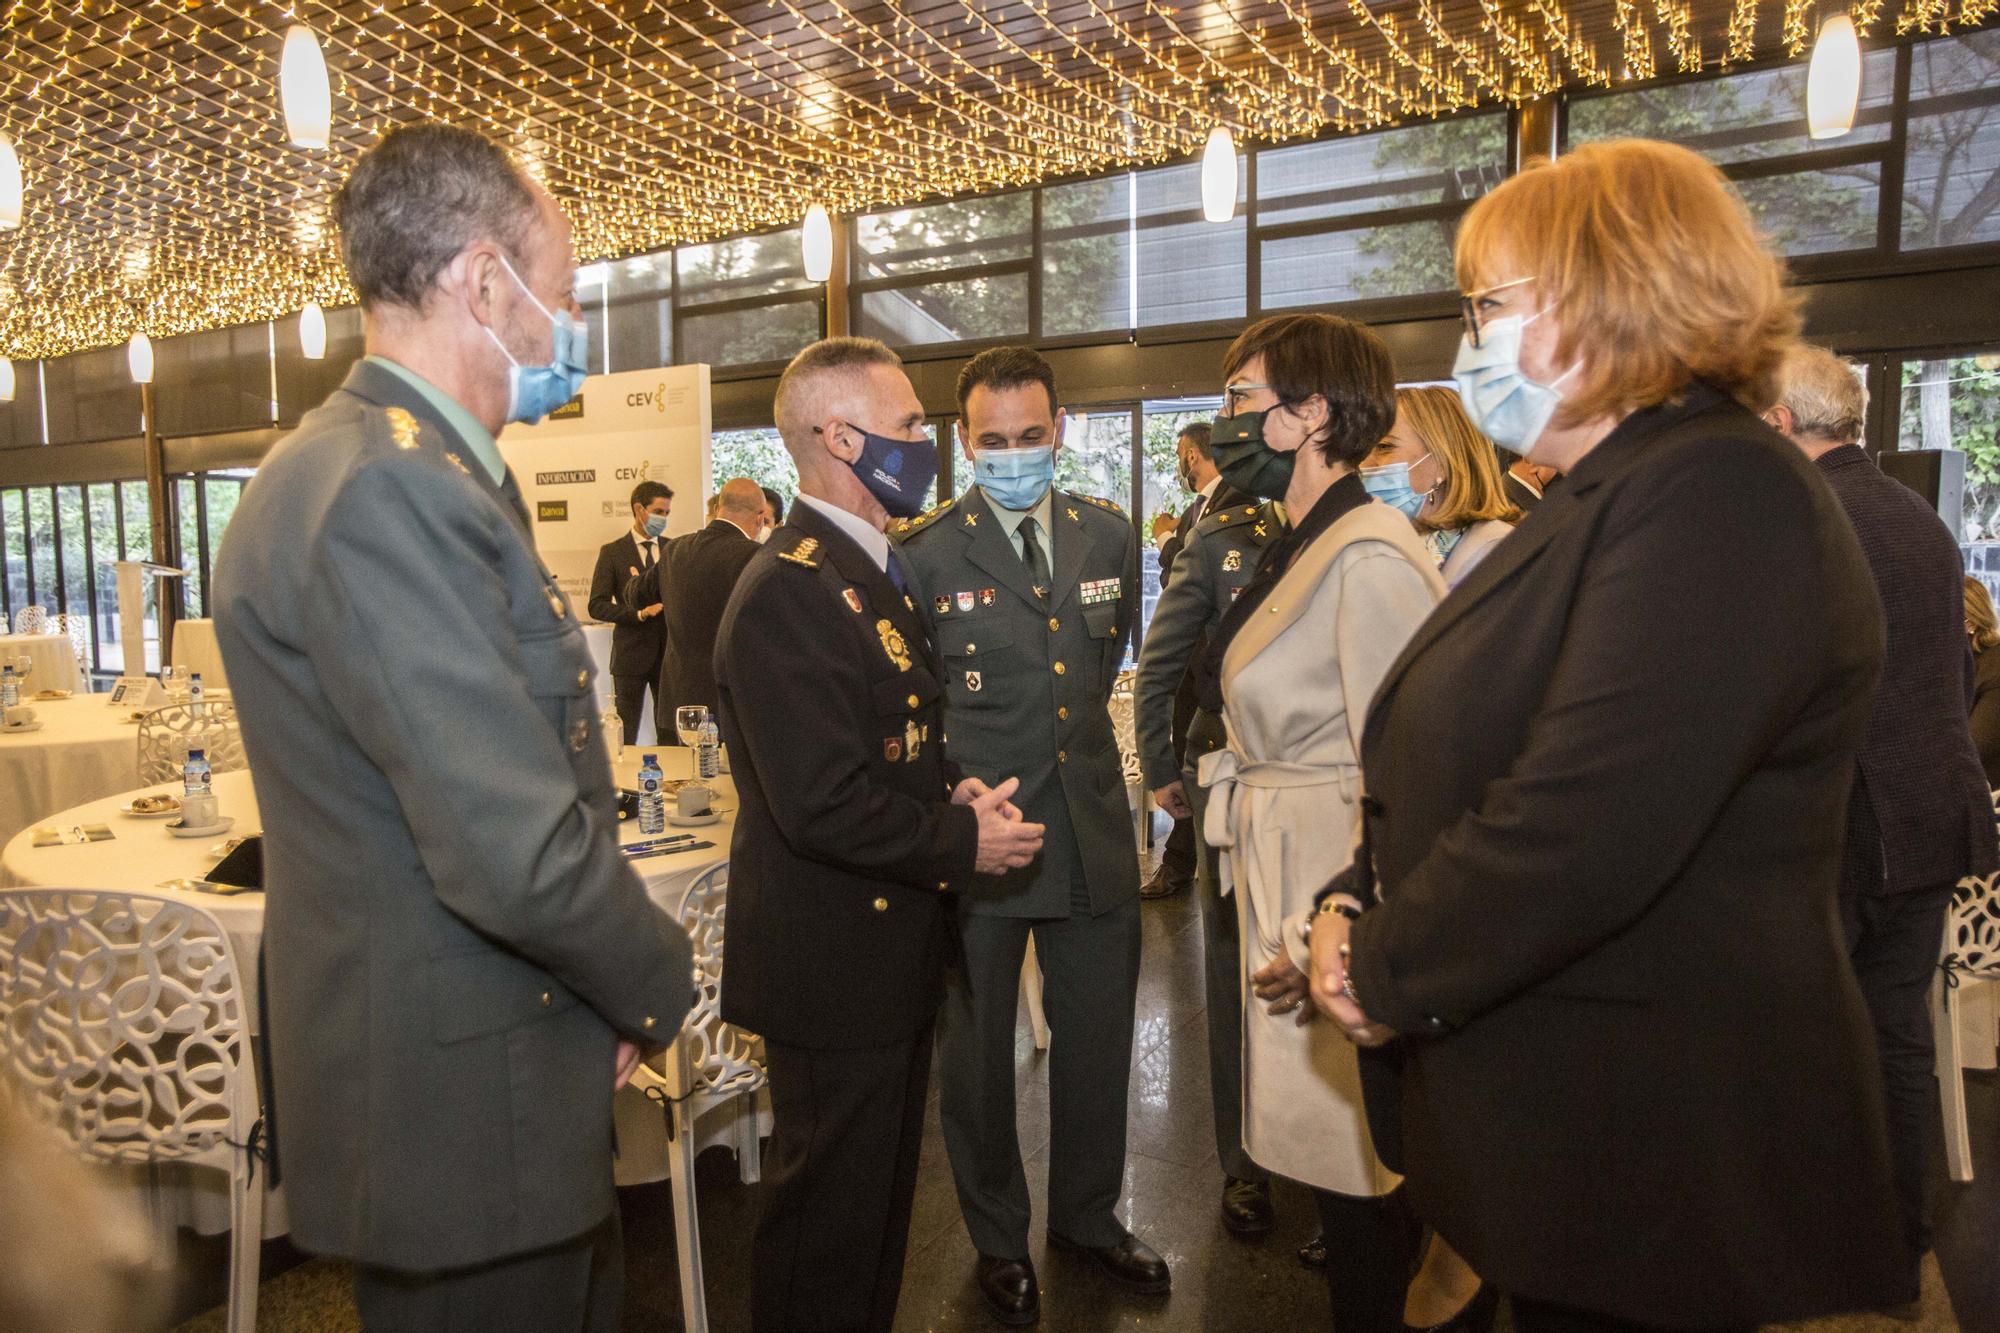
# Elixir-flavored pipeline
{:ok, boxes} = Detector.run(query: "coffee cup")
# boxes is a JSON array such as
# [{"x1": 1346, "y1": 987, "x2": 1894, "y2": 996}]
[
  {"x1": 3, "y1": 704, "x2": 36, "y2": 728},
  {"x1": 677, "y1": 783, "x2": 713, "y2": 819},
  {"x1": 180, "y1": 793, "x2": 218, "y2": 829}
]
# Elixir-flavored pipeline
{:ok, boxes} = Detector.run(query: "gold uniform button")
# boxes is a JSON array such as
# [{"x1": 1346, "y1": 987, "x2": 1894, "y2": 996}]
[
  {"x1": 1058, "y1": 749, "x2": 1068, "y2": 763},
  {"x1": 643, "y1": 1015, "x2": 658, "y2": 1030},
  {"x1": 539, "y1": 991, "x2": 552, "y2": 1006},
  {"x1": 549, "y1": 595, "x2": 566, "y2": 618},
  {"x1": 1048, "y1": 617, "x2": 1060, "y2": 631},
  {"x1": 872, "y1": 897, "x2": 889, "y2": 912},
  {"x1": 907, "y1": 694, "x2": 920, "y2": 708},
  {"x1": 966, "y1": 643, "x2": 976, "y2": 654},
  {"x1": 1053, "y1": 661, "x2": 1066, "y2": 675},
  {"x1": 575, "y1": 669, "x2": 589, "y2": 688},
  {"x1": 1058, "y1": 707, "x2": 1069, "y2": 721}
]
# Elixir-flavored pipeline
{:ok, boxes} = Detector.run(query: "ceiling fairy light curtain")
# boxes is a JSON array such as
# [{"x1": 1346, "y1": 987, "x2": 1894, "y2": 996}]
[{"x1": 0, "y1": 0, "x2": 1990, "y2": 363}]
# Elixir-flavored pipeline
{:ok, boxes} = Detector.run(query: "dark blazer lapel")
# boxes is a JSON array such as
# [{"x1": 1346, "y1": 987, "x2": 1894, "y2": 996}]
[
  {"x1": 959, "y1": 488, "x2": 1045, "y2": 608},
  {"x1": 795, "y1": 504, "x2": 938, "y2": 674},
  {"x1": 1047, "y1": 495, "x2": 1092, "y2": 615}
]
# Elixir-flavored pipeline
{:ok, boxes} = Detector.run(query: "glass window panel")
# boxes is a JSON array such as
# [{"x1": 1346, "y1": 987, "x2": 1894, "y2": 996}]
[
  {"x1": 1900, "y1": 352, "x2": 2000, "y2": 548},
  {"x1": 1042, "y1": 175, "x2": 1132, "y2": 337},
  {"x1": 87, "y1": 483, "x2": 120, "y2": 671},
  {"x1": 677, "y1": 299, "x2": 821, "y2": 368},
  {"x1": 1054, "y1": 409, "x2": 1133, "y2": 511},
  {"x1": 1738, "y1": 167, "x2": 1882, "y2": 255},
  {"x1": 710, "y1": 428, "x2": 798, "y2": 515},
  {"x1": 119, "y1": 480, "x2": 151, "y2": 562},
  {"x1": 1, "y1": 489, "x2": 26, "y2": 616},
  {"x1": 1902, "y1": 31, "x2": 2000, "y2": 251},
  {"x1": 854, "y1": 192, "x2": 1032, "y2": 280},
  {"x1": 1256, "y1": 114, "x2": 1508, "y2": 228},
  {"x1": 1262, "y1": 220, "x2": 1463, "y2": 309},
  {"x1": 203, "y1": 474, "x2": 248, "y2": 588},
  {"x1": 1568, "y1": 50, "x2": 1895, "y2": 163},
  {"x1": 1135, "y1": 160, "x2": 1245, "y2": 327},
  {"x1": 24, "y1": 488, "x2": 53, "y2": 609},
  {"x1": 175, "y1": 478, "x2": 201, "y2": 618},
  {"x1": 858, "y1": 273, "x2": 1030, "y2": 347},
  {"x1": 57, "y1": 486, "x2": 87, "y2": 630},
  {"x1": 676, "y1": 233, "x2": 816, "y2": 305}
]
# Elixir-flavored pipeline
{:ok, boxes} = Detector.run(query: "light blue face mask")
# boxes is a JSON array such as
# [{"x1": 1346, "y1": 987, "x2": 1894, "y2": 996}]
[
  {"x1": 1451, "y1": 310, "x2": 1575, "y2": 457},
  {"x1": 973, "y1": 444, "x2": 1056, "y2": 511},
  {"x1": 1359, "y1": 451, "x2": 1433, "y2": 520},
  {"x1": 642, "y1": 512, "x2": 669, "y2": 538},
  {"x1": 483, "y1": 255, "x2": 590, "y2": 425}
]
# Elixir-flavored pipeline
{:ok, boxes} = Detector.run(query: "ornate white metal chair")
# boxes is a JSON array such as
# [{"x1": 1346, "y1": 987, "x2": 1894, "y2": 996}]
[
  {"x1": 136, "y1": 700, "x2": 246, "y2": 786},
  {"x1": 630, "y1": 861, "x2": 766, "y2": 1333},
  {"x1": 0, "y1": 890, "x2": 264, "y2": 1333},
  {"x1": 11, "y1": 604, "x2": 47, "y2": 636},
  {"x1": 50, "y1": 611, "x2": 90, "y2": 670},
  {"x1": 1935, "y1": 862, "x2": 2000, "y2": 1182}
]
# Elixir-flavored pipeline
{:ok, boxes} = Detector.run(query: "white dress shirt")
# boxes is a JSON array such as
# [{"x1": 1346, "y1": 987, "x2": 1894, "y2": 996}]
[{"x1": 794, "y1": 493, "x2": 890, "y2": 573}]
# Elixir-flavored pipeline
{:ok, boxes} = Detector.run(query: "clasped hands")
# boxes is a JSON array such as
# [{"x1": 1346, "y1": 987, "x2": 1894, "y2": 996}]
[
  {"x1": 1248, "y1": 897, "x2": 1398, "y2": 1048},
  {"x1": 954, "y1": 776, "x2": 1045, "y2": 876}
]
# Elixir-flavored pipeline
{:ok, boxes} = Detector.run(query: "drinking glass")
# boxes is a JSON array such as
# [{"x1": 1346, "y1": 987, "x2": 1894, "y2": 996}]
[{"x1": 675, "y1": 705, "x2": 709, "y2": 749}]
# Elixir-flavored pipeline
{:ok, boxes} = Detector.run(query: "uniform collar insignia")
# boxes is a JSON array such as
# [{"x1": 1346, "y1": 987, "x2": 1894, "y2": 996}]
[{"x1": 386, "y1": 406, "x2": 422, "y2": 452}]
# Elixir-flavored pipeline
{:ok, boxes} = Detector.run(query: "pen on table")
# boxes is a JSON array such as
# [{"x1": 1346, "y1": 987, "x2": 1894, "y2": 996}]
[{"x1": 622, "y1": 834, "x2": 700, "y2": 853}]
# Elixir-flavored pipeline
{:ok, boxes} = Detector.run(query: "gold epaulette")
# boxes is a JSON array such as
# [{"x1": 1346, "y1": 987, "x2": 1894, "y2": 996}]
[
  {"x1": 1195, "y1": 500, "x2": 1286, "y2": 542},
  {"x1": 889, "y1": 495, "x2": 958, "y2": 539},
  {"x1": 1068, "y1": 491, "x2": 1127, "y2": 519},
  {"x1": 776, "y1": 535, "x2": 821, "y2": 569}
]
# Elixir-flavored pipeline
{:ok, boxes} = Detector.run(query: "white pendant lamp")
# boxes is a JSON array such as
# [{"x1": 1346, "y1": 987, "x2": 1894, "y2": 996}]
[
  {"x1": 1807, "y1": 12, "x2": 1862, "y2": 141},
  {"x1": 127, "y1": 333, "x2": 153, "y2": 385},
  {"x1": 281, "y1": 24, "x2": 332, "y2": 150},
  {"x1": 1200, "y1": 124, "x2": 1237, "y2": 224},
  {"x1": 0, "y1": 134, "x2": 21, "y2": 230},
  {"x1": 299, "y1": 302, "x2": 326, "y2": 359},
  {"x1": 0, "y1": 357, "x2": 16, "y2": 404},
  {"x1": 801, "y1": 204, "x2": 834, "y2": 283}
]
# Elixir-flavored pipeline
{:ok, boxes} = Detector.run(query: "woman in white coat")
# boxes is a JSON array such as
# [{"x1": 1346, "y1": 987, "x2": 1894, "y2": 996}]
[
  {"x1": 1197, "y1": 313, "x2": 1444, "y2": 1331},
  {"x1": 1360, "y1": 385, "x2": 1521, "y2": 589}
]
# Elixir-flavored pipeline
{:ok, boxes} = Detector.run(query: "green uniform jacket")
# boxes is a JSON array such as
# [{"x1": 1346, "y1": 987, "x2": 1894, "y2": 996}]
[
  {"x1": 893, "y1": 485, "x2": 1141, "y2": 918},
  {"x1": 1133, "y1": 498, "x2": 1288, "y2": 790}
]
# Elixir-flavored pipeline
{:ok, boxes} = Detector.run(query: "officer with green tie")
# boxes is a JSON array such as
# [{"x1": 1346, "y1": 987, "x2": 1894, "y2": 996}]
[{"x1": 892, "y1": 347, "x2": 1161, "y2": 1324}]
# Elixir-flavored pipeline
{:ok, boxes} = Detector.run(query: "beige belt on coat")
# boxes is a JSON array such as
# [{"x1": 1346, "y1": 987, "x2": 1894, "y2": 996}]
[{"x1": 1196, "y1": 748, "x2": 1359, "y2": 899}]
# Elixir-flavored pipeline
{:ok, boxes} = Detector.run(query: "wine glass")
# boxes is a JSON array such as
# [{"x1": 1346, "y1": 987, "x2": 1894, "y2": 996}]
[{"x1": 675, "y1": 705, "x2": 709, "y2": 749}]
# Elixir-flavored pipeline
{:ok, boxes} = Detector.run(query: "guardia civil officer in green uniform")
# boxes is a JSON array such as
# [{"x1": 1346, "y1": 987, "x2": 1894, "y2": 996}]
[
  {"x1": 893, "y1": 347, "x2": 1161, "y2": 1324},
  {"x1": 1131, "y1": 430, "x2": 1287, "y2": 1239}
]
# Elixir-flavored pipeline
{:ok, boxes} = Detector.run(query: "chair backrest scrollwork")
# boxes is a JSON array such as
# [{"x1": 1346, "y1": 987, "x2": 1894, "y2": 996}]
[
  {"x1": 136, "y1": 702, "x2": 246, "y2": 787},
  {"x1": 0, "y1": 890, "x2": 254, "y2": 1164},
  {"x1": 668, "y1": 862, "x2": 763, "y2": 1102}
]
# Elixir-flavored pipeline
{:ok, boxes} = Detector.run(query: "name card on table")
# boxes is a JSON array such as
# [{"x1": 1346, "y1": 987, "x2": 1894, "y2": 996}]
[{"x1": 107, "y1": 677, "x2": 166, "y2": 709}]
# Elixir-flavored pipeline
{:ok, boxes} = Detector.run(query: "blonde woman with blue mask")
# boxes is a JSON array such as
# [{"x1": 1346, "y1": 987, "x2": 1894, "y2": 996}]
[{"x1": 1360, "y1": 386, "x2": 1520, "y2": 588}]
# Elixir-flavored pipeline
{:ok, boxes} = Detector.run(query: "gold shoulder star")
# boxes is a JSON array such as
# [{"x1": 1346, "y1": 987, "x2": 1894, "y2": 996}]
[{"x1": 386, "y1": 406, "x2": 421, "y2": 452}]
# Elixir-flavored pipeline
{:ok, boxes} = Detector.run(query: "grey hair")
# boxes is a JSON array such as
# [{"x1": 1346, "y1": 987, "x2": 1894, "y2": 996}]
[
  {"x1": 333, "y1": 123, "x2": 541, "y2": 311},
  {"x1": 1776, "y1": 343, "x2": 1868, "y2": 445},
  {"x1": 773, "y1": 337, "x2": 904, "y2": 448}
]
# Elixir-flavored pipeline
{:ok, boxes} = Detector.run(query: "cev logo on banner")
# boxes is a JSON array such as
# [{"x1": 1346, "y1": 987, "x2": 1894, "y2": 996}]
[
  {"x1": 624, "y1": 381, "x2": 672, "y2": 413},
  {"x1": 614, "y1": 459, "x2": 658, "y2": 482}
]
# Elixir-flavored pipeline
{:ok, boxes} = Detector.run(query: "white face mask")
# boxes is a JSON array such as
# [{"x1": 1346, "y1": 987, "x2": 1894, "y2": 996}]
[{"x1": 1451, "y1": 308, "x2": 1577, "y2": 458}]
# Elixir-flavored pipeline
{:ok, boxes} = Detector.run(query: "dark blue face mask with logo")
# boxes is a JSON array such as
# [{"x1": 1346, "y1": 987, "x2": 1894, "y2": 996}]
[{"x1": 822, "y1": 421, "x2": 937, "y2": 518}]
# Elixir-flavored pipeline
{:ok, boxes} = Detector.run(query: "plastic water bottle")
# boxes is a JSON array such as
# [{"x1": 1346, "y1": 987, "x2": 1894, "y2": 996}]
[
  {"x1": 0, "y1": 665, "x2": 15, "y2": 710},
  {"x1": 189, "y1": 672, "x2": 205, "y2": 717},
  {"x1": 637, "y1": 754, "x2": 665, "y2": 835},
  {"x1": 183, "y1": 747, "x2": 212, "y2": 799},
  {"x1": 601, "y1": 695, "x2": 623, "y2": 766},
  {"x1": 697, "y1": 721, "x2": 720, "y2": 779}
]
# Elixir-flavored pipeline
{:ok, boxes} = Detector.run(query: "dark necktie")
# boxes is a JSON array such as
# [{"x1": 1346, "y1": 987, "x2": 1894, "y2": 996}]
[
  {"x1": 1020, "y1": 517, "x2": 1050, "y2": 592},
  {"x1": 640, "y1": 538, "x2": 657, "y2": 569},
  {"x1": 885, "y1": 547, "x2": 910, "y2": 594}
]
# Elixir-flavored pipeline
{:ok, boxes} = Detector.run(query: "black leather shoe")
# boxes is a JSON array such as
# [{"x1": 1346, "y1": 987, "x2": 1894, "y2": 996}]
[
  {"x1": 1404, "y1": 1284, "x2": 1499, "y2": 1333},
  {"x1": 1297, "y1": 1232, "x2": 1328, "y2": 1270},
  {"x1": 1221, "y1": 1175, "x2": 1274, "y2": 1235},
  {"x1": 1139, "y1": 865, "x2": 1190, "y2": 899},
  {"x1": 1047, "y1": 1229, "x2": 1171, "y2": 1293},
  {"x1": 974, "y1": 1254, "x2": 1040, "y2": 1326}
]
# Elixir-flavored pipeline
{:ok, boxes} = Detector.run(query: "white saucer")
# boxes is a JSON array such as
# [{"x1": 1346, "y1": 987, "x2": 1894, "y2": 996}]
[
  {"x1": 667, "y1": 810, "x2": 721, "y2": 827},
  {"x1": 168, "y1": 816, "x2": 234, "y2": 838},
  {"x1": 1, "y1": 720, "x2": 42, "y2": 734}
]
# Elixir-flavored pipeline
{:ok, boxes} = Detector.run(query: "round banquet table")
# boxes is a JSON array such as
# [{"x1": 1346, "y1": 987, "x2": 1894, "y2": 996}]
[
  {"x1": 0, "y1": 694, "x2": 141, "y2": 850},
  {"x1": 0, "y1": 631, "x2": 86, "y2": 695},
  {"x1": 169, "y1": 618, "x2": 229, "y2": 692},
  {"x1": 0, "y1": 745, "x2": 746, "y2": 1235}
]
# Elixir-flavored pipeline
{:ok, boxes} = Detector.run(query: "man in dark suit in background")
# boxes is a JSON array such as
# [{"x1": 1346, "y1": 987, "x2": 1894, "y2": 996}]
[
  {"x1": 588, "y1": 480, "x2": 672, "y2": 744},
  {"x1": 716, "y1": 335, "x2": 1042, "y2": 1332},
  {"x1": 1769, "y1": 343, "x2": 1999, "y2": 1280},
  {"x1": 1497, "y1": 447, "x2": 1560, "y2": 513},
  {"x1": 625, "y1": 475, "x2": 765, "y2": 724},
  {"x1": 760, "y1": 485, "x2": 786, "y2": 537}
]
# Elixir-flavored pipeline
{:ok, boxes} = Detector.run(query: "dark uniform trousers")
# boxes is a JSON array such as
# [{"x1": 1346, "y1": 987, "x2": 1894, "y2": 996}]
[
  {"x1": 352, "y1": 1212, "x2": 623, "y2": 1333},
  {"x1": 610, "y1": 671, "x2": 664, "y2": 747},
  {"x1": 755, "y1": 1027, "x2": 935, "y2": 1333}
]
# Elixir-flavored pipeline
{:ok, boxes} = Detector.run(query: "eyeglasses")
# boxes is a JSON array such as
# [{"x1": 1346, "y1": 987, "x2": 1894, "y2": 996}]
[
  {"x1": 1223, "y1": 381, "x2": 1273, "y2": 414},
  {"x1": 1458, "y1": 276, "x2": 1536, "y2": 349}
]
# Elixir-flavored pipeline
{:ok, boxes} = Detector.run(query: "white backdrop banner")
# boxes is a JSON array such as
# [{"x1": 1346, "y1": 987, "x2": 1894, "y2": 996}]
[{"x1": 497, "y1": 365, "x2": 712, "y2": 611}]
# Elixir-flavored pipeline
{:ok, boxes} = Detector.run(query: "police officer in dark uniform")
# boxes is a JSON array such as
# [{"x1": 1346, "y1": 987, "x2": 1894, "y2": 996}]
[
  {"x1": 893, "y1": 347, "x2": 1161, "y2": 1324},
  {"x1": 716, "y1": 336, "x2": 1043, "y2": 1333},
  {"x1": 1134, "y1": 479, "x2": 1286, "y2": 1236}
]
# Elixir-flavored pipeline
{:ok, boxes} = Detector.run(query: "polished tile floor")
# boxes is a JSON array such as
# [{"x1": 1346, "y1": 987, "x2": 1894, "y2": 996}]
[{"x1": 172, "y1": 864, "x2": 2000, "y2": 1332}]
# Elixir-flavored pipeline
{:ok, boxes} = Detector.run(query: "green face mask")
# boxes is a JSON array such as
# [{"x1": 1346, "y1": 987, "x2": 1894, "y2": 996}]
[{"x1": 1208, "y1": 408, "x2": 1295, "y2": 501}]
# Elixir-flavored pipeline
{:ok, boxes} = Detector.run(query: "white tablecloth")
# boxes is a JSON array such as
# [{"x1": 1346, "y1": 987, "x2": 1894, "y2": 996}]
[
  {"x1": 0, "y1": 696, "x2": 141, "y2": 849},
  {"x1": 169, "y1": 618, "x2": 228, "y2": 692},
  {"x1": 0, "y1": 747, "x2": 739, "y2": 1232},
  {"x1": 0, "y1": 632, "x2": 85, "y2": 696}
]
